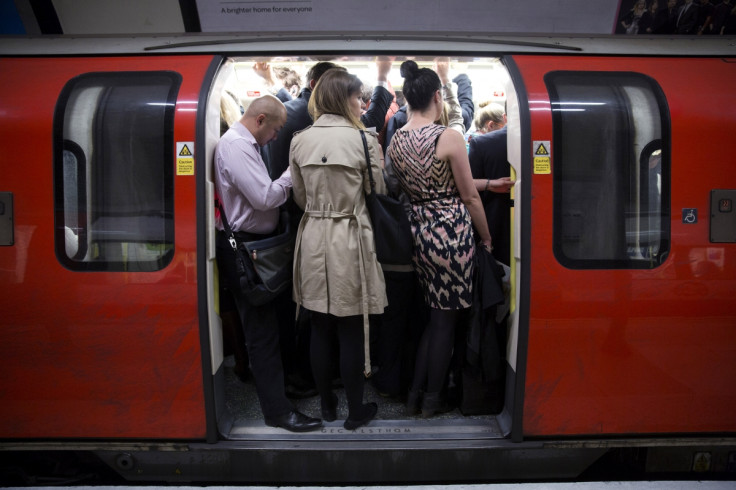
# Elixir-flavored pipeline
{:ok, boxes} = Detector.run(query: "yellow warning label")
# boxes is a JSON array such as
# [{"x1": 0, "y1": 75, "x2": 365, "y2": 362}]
[
  {"x1": 176, "y1": 142, "x2": 194, "y2": 176},
  {"x1": 535, "y1": 143, "x2": 549, "y2": 155},
  {"x1": 534, "y1": 156, "x2": 551, "y2": 174}
]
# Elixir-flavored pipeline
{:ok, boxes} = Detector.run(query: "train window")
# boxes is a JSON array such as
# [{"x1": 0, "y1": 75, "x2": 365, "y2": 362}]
[
  {"x1": 546, "y1": 71, "x2": 670, "y2": 269},
  {"x1": 53, "y1": 72, "x2": 181, "y2": 271}
]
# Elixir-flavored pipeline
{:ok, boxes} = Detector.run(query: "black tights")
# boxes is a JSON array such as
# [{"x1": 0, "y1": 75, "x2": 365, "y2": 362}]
[
  {"x1": 310, "y1": 311, "x2": 366, "y2": 419},
  {"x1": 410, "y1": 308, "x2": 463, "y2": 394}
]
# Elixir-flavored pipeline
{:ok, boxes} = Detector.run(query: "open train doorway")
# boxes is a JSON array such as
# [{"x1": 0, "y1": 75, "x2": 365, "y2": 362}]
[{"x1": 202, "y1": 55, "x2": 522, "y2": 442}]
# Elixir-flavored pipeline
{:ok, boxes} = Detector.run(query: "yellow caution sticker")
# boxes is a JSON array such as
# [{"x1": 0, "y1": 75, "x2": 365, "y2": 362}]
[
  {"x1": 534, "y1": 156, "x2": 551, "y2": 174},
  {"x1": 177, "y1": 142, "x2": 195, "y2": 175},
  {"x1": 533, "y1": 141, "x2": 551, "y2": 174}
]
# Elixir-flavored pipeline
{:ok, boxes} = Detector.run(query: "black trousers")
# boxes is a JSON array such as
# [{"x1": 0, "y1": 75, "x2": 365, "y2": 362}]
[{"x1": 216, "y1": 231, "x2": 293, "y2": 419}]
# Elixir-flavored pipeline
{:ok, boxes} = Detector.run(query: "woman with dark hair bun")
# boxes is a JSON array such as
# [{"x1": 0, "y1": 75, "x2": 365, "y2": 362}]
[{"x1": 387, "y1": 60, "x2": 492, "y2": 418}]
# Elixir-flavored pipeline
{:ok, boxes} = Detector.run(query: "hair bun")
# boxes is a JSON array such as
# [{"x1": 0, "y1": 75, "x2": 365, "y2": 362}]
[{"x1": 400, "y1": 60, "x2": 419, "y2": 81}]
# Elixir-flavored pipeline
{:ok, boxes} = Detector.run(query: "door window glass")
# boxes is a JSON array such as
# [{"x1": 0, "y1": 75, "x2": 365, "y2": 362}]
[
  {"x1": 545, "y1": 71, "x2": 670, "y2": 269},
  {"x1": 54, "y1": 72, "x2": 181, "y2": 271}
]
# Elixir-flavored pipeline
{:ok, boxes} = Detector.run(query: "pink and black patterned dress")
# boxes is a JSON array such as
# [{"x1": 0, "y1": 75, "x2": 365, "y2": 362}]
[{"x1": 387, "y1": 123, "x2": 475, "y2": 310}]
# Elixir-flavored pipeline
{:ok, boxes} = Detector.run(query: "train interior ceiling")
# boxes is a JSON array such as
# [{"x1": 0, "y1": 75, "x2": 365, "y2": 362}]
[{"x1": 209, "y1": 55, "x2": 515, "y2": 441}]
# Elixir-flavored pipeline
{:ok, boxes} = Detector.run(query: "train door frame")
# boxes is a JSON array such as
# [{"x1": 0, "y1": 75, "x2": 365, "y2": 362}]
[
  {"x1": 502, "y1": 55, "x2": 531, "y2": 443},
  {"x1": 198, "y1": 55, "x2": 230, "y2": 443},
  {"x1": 199, "y1": 53, "x2": 528, "y2": 443}
]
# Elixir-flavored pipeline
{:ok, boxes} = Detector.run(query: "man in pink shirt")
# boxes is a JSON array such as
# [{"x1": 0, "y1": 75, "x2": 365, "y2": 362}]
[{"x1": 214, "y1": 95, "x2": 322, "y2": 432}]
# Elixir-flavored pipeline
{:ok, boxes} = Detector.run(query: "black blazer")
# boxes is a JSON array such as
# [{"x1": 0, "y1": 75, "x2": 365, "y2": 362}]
[
  {"x1": 468, "y1": 126, "x2": 511, "y2": 266},
  {"x1": 676, "y1": 2, "x2": 699, "y2": 34},
  {"x1": 266, "y1": 84, "x2": 393, "y2": 179}
]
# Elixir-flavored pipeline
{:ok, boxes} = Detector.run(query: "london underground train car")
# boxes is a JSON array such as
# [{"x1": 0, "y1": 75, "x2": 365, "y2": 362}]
[{"x1": 0, "y1": 34, "x2": 734, "y2": 484}]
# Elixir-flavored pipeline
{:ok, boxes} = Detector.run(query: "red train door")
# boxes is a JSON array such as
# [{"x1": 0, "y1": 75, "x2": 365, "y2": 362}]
[
  {"x1": 0, "y1": 55, "x2": 218, "y2": 439},
  {"x1": 509, "y1": 55, "x2": 736, "y2": 438}
]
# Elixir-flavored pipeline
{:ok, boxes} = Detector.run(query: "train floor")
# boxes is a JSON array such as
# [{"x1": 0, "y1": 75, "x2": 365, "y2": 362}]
[{"x1": 221, "y1": 355, "x2": 505, "y2": 440}]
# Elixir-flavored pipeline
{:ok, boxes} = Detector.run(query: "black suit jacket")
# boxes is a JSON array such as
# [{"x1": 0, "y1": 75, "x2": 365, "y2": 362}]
[
  {"x1": 267, "y1": 85, "x2": 393, "y2": 180},
  {"x1": 468, "y1": 126, "x2": 511, "y2": 266},
  {"x1": 676, "y1": 2, "x2": 699, "y2": 34}
]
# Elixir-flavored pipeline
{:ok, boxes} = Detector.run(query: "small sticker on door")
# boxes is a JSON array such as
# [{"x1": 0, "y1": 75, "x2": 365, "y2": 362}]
[
  {"x1": 533, "y1": 141, "x2": 551, "y2": 174},
  {"x1": 177, "y1": 142, "x2": 194, "y2": 175},
  {"x1": 683, "y1": 208, "x2": 698, "y2": 224}
]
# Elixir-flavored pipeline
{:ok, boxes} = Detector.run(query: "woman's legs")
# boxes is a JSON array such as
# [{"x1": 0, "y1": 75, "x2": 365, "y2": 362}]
[
  {"x1": 334, "y1": 315, "x2": 371, "y2": 420},
  {"x1": 310, "y1": 312, "x2": 376, "y2": 427},
  {"x1": 410, "y1": 307, "x2": 462, "y2": 394},
  {"x1": 310, "y1": 312, "x2": 337, "y2": 413}
]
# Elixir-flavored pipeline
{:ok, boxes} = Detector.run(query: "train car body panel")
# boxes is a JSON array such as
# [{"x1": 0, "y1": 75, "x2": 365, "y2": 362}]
[
  {"x1": 512, "y1": 55, "x2": 736, "y2": 437},
  {"x1": 0, "y1": 55, "x2": 215, "y2": 439}
]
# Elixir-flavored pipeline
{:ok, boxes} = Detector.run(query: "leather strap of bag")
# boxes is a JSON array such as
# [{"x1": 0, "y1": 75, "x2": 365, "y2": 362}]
[
  {"x1": 360, "y1": 130, "x2": 377, "y2": 196},
  {"x1": 216, "y1": 199, "x2": 244, "y2": 256},
  {"x1": 358, "y1": 129, "x2": 376, "y2": 377}
]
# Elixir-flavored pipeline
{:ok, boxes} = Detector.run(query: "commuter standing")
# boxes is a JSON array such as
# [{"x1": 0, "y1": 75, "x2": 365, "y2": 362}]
[
  {"x1": 387, "y1": 61, "x2": 492, "y2": 418},
  {"x1": 289, "y1": 69, "x2": 387, "y2": 430},
  {"x1": 265, "y1": 59, "x2": 394, "y2": 398},
  {"x1": 469, "y1": 112, "x2": 515, "y2": 266},
  {"x1": 214, "y1": 95, "x2": 322, "y2": 432}
]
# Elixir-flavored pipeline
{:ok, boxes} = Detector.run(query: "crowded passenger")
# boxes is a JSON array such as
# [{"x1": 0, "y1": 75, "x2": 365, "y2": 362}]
[
  {"x1": 712, "y1": 0, "x2": 734, "y2": 34},
  {"x1": 252, "y1": 61, "x2": 295, "y2": 103},
  {"x1": 289, "y1": 68, "x2": 387, "y2": 430},
  {"x1": 372, "y1": 57, "x2": 469, "y2": 401},
  {"x1": 261, "y1": 59, "x2": 395, "y2": 399},
  {"x1": 468, "y1": 104, "x2": 515, "y2": 267},
  {"x1": 676, "y1": 0, "x2": 699, "y2": 34},
  {"x1": 214, "y1": 94, "x2": 322, "y2": 432},
  {"x1": 274, "y1": 65, "x2": 302, "y2": 98},
  {"x1": 387, "y1": 60, "x2": 492, "y2": 418},
  {"x1": 465, "y1": 102, "x2": 506, "y2": 147},
  {"x1": 620, "y1": 0, "x2": 647, "y2": 34}
]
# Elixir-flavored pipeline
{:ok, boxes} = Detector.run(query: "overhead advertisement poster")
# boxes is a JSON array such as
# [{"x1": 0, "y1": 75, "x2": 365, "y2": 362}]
[{"x1": 194, "y1": 0, "x2": 622, "y2": 34}]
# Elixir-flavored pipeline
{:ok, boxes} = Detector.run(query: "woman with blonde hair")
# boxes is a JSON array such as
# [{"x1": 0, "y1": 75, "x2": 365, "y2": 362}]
[
  {"x1": 289, "y1": 68, "x2": 388, "y2": 430},
  {"x1": 473, "y1": 102, "x2": 506, "y2": 135}
]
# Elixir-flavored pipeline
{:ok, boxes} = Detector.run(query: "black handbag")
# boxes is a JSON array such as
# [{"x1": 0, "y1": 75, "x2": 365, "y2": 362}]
[
  {"x1": 360, "y1": 130, "x2": 413, "y2": 265},
  {"x1": 217, "y1": 201, "x2": 294, "y2": 306}
]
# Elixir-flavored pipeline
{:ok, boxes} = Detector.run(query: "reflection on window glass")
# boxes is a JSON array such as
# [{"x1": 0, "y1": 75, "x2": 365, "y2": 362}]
[
  {"x1": 54, "y1": 72, "x2": 181, "y2": 272},
  {"x1": 545, "y1": 71, "x2": 670, "y2": 269}
]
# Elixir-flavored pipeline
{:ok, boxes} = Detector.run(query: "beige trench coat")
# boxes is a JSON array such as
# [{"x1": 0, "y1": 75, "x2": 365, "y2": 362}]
[{"x1": 289, "y1": 114, "x2": 388, "y2": 374}]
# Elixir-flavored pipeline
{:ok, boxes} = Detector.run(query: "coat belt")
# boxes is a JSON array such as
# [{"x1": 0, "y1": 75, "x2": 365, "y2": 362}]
[{"x1": 295, "y1": 204, "x2": 373, "y2": 376}]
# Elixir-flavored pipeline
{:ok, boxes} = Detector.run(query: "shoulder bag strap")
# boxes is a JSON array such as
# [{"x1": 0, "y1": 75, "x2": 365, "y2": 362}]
[
  {"x1": 359, "y1": 130, "x2": 376, "y2": 195},
  {"x1": 216, "y1": 199, "x2": 239, "y2": 252}
]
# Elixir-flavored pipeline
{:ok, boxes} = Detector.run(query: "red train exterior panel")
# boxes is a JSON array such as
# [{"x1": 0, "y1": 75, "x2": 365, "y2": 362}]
[
  {"x1": 0, "y1": 55, "x2": 215, "y2": 439},
  {"x1": 513, "y1": 55, "x2": 736, "y2": 437}
]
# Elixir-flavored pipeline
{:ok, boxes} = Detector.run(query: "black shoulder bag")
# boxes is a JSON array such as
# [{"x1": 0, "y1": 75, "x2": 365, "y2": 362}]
[
  {"x1": 360, "y1": 130, "x2": 413, "y2": 265},
  {"x1": 217, "y1": 201, "x2": 295, "y2": 306}
]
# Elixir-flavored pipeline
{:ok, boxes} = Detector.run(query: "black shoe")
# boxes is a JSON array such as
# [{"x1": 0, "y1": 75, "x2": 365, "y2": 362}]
[
  {"x1": 421, "y1": 391, "x2": 453, "y2": 418},
  {"x1": 344, "y1": 402, "x2": 377, "y2": 431},
  {"x1": 265, "y1": 410, "x2": 322, "y2": 432},
  {"x1": 321, "y1": 392, "x2": 338, "y2": 422}
]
